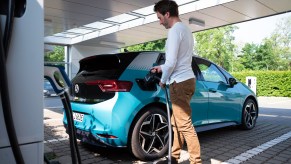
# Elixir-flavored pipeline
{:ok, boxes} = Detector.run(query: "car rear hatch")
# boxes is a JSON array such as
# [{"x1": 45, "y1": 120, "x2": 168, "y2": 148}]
[{"x1": 70, "y1": 52, "x2": 138, "y2": 104}]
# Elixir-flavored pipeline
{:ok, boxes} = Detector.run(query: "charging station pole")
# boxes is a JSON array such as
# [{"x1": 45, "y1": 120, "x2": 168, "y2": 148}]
[{"x1": 0, "y1": 0, "x2": 44, "y2": 163}]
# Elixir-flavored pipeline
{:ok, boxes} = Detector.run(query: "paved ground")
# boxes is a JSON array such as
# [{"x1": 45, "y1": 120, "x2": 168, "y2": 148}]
[{"x1": 43, "y1": 97, "x2": 291, "y2": 164}]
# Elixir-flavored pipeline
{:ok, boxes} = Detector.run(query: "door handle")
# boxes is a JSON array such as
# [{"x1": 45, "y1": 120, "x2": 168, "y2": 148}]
[{"x1": 209, "y1": 88, "x2": 217, "y2": 93}]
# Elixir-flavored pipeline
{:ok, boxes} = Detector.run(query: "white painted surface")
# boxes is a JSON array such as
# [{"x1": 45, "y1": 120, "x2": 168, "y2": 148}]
[{"x1": 0, "y1": 0, "x2": 44, "y2": 163}]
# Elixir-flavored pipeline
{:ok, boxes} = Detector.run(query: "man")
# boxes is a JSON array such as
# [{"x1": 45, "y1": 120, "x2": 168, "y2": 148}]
[{"x1": 152, "y1": 0, "x2": 202, "y2": 164}]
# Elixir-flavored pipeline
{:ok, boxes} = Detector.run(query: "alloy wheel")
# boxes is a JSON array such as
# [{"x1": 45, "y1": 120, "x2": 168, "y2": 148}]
[
  {"x1": 139, "y1": 113, "x2": 169, "y2": 154},
  {"x1": 244, "y1": 101, "x2": 257, "y2": 129}
]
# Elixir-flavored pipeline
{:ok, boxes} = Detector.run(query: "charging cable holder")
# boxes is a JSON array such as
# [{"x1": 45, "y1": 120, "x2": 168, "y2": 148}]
[{"x1": 0, "y1": 0, "x2": 26, "y2": 17}]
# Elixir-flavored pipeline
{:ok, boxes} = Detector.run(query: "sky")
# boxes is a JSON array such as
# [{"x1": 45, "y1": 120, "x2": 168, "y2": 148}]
[{"x1": 233, "y1": 12, "x2": 291, "y2": 45}]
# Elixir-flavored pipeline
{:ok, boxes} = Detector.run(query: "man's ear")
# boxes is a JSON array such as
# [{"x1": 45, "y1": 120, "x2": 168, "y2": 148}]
[{"x1": 165, "y1": 12, "x2": 170, "y2": 18}]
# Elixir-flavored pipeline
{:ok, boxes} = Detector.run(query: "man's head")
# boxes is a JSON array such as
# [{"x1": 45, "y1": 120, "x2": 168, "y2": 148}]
[{"x1": 154, "y1": 0, "x2": 179, "y2": 29}]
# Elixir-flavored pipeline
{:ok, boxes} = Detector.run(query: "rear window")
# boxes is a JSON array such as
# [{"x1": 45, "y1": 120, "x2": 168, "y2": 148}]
[
  {"x1": 70, "y1": 52, "x2": 139, "y2": 103},
  {"x1": 77, "y1": 52, "x2": 139, "y2": 77},
  {"x1": 79, "y1": 53, "x2": 138, "y2": 72},
  {"x1": 79, "y1": 55, "x2": 120, "y2": 73}
]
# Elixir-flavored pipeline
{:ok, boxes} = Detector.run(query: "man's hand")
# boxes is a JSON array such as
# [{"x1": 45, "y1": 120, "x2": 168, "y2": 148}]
[
  {"x1": 159, "y1": 82, "x2": 166, "y2": 88},
  {"x1": 151, "y1": 65, "x2": 162, "y2": 73},
  {"x1": 151, "y1": 66, "x2": 164, "y2": 88}
]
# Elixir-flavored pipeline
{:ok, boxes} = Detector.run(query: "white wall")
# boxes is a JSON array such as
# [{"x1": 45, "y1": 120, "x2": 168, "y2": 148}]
[
  {"x1": 0, "y1": 0, "x2": 44, "y2": 163},
  {"x1": 69, "y1": 45, "x2": 119, "y2": 79}
]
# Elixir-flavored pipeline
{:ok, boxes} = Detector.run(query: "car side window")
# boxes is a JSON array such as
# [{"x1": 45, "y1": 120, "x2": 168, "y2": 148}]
[
  {"x1": 196, "y1": 58, "x2": 227, "y2": 83},
  {"x1": 156, "y1": 53, "x2": 165, "y2": 65}
]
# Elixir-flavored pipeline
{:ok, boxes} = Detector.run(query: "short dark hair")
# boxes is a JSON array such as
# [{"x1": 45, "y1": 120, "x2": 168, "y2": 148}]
[{"x1": 154, "y1": 0, "x2": 179, "y2": 17}]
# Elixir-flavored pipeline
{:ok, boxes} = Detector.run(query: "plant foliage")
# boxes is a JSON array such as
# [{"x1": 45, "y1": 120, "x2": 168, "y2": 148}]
[{"x1": 232, "y1": 71, "x2": 291, "y2": 97}]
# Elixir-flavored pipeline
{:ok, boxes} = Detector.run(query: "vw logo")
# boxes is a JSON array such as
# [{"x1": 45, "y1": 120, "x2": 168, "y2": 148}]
[{"x1": 74, "y1": 84, "x2": 80, "y2": 93}]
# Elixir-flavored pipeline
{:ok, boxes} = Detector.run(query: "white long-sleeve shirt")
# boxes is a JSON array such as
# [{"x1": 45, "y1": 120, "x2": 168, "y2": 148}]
[{"x1": 160, "y1": 22, "x2": 195, "y2": 84}]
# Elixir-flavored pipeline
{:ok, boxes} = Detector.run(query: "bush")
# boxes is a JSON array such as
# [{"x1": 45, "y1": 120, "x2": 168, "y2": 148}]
[{"x1": 231, "y1": 71, "x2": 291, "y2": 97}]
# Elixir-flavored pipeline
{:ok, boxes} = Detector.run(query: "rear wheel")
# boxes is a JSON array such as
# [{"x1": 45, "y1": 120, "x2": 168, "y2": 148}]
[
  {"x1": 130, "y1": 107, "x2": 169, "y2": 161},
  {"x1": 240, "y1": 99, "x2": 258, "y2": 130}
]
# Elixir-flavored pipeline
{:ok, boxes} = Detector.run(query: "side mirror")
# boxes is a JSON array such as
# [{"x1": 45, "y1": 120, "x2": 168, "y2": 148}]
[{"x1": 229, "y1": 78, "x2": 237, "y2": 87}]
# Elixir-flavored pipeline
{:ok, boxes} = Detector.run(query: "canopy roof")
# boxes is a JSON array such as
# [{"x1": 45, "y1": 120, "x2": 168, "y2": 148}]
[{"x1": 44, "y1": 0, "x2": 291, "y2": 48}]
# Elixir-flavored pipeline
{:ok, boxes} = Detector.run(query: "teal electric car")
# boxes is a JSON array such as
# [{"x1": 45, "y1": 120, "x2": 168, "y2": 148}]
[{"x1": 63, "y1": 51, "x2": 258, "y2": 161}]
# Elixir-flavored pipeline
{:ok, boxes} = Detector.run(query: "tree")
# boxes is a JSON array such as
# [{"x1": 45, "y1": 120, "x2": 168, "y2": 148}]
[
  {"x1": 194, "y1": 25, "x2": 238, "y2": 71},
  {"x1": 124, "y1": 39, "x2": 166, "y2": 52},
  {"x1": 238, "y1": 16, "x2": 291, "y2": 71},
  {"x1": 273, "y1": 16, "x2": 291, "y2": 47},
  {"x1": 44, "y1": 46, "x2": 65, "y2": 62},
  {"x1": 239, "y1": 43, "x2": 258, "y2": 70},
  {"x1": 270, "y1": 16, "x2": 291, "y2": 70},
  {"x1": 239, "y1": 39, "x2": 281, "y2": 71},
  {"x1": 256, "y1": 39, "x2": 280, "y2": 70}
]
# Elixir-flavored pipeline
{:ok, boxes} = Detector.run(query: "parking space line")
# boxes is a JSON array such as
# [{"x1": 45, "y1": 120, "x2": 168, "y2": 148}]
[
  {"x1": 259, "y1": 114, "x2": 291, "y2": 119},
  {"x1": 259, "y1": 114, "x2": 278, "y2": 117},
  {"x1": 44, "y1": 137, "x2": 68, "y2": 143},
  {"x1": 44, "y1": 118, "x2": 62, "y2": 123},
  {"x1": 222, "y1": 131, "x2": 291, "y2": 164}
]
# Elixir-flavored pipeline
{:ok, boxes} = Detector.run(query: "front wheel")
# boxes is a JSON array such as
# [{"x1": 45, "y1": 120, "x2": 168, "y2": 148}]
[
  {"x1": 130, "y1": 107, "x2": 169, "y2": 161},
  {"x1": 240, "y1": 99, "x2": 258, "y2": 130}
]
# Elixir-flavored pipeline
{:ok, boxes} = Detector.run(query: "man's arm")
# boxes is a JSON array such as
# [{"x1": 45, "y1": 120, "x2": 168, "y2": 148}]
[{"x1": 160, "y1": 28, "x2": 180, "y2": 84}]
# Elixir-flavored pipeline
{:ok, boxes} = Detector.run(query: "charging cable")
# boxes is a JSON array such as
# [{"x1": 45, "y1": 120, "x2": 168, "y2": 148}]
[
  {"x1": 61, "y1": 92, "x2": 82, "y2": 164},
  {"x1": 3, "y1": 0, "x2": 15, "y2": 58},
  {"x1": 0, "y1": 1, "x2": 25, "y2": 163},
  {"x1": 143, "y1": 71, "x2": 172, "y2": 163},
  {"x1": 44, "y1": 65, "x2": 82, "y2": 164}
]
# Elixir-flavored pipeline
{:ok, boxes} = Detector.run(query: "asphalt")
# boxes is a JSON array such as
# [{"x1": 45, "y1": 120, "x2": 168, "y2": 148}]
[{"x1": 43, "y1": 97, "x2": 291, "y2": 164}]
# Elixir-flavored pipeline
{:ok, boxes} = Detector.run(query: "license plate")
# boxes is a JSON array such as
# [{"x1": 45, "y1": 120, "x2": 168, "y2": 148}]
[{"x1": 73, "y1": 112, "x2": 84, "y2": 122}]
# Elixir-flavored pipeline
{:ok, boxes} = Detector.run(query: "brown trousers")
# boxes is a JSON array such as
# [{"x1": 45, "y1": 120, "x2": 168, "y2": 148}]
[{"x1": 169, "y1": 78, "x2": 202, "y2": 164}]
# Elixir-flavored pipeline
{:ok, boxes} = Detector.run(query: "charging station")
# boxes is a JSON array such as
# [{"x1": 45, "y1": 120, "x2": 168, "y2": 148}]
[
  {"x1": 246, "y1": 76, "x2": 257, "y2": 95},
  {"x1": 0, "y1": 0, "x2": 290, "y2": 163},
  {"x1": 0, "y1": 0, "x2": 44, "y2": 163}
]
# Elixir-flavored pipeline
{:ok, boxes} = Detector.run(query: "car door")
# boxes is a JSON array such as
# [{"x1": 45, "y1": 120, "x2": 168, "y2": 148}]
[
  {"x1": 194, "y1": 57, "x2": 241, "y2": 124},
  {"x1": 191, "y1": 58, "x2": 209, "y2": 126},
  {"x1": 155, "y1": 54, "x2": 209, "y2": 126}
]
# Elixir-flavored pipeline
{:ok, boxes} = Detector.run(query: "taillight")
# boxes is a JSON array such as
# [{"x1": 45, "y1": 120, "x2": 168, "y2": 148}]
[{"x1": 85, "y1": 80, "x2": 133, "y2": 92}]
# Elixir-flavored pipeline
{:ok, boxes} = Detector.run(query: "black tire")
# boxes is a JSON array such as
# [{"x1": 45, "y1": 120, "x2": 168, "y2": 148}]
[
  {"x1": 240, "y1": 99, "x2": 258, "y2": 130},
  {"x1": 130, "y1": 106, "x2": 169, "y2": 161}
]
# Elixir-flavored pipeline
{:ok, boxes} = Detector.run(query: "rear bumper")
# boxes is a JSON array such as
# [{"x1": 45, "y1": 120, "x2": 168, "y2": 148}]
[
  {"x1": 64, "y1": 124, "x2": 126, "y2": 148},
  {"x1": 63, "y1": 92, "x2": 143, "y2": 147}
]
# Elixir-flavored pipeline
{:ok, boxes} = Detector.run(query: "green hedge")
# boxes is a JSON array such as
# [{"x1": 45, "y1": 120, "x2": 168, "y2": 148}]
[{"x1": 231, "y1": 71, "x2": 291, "y2": 97}]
